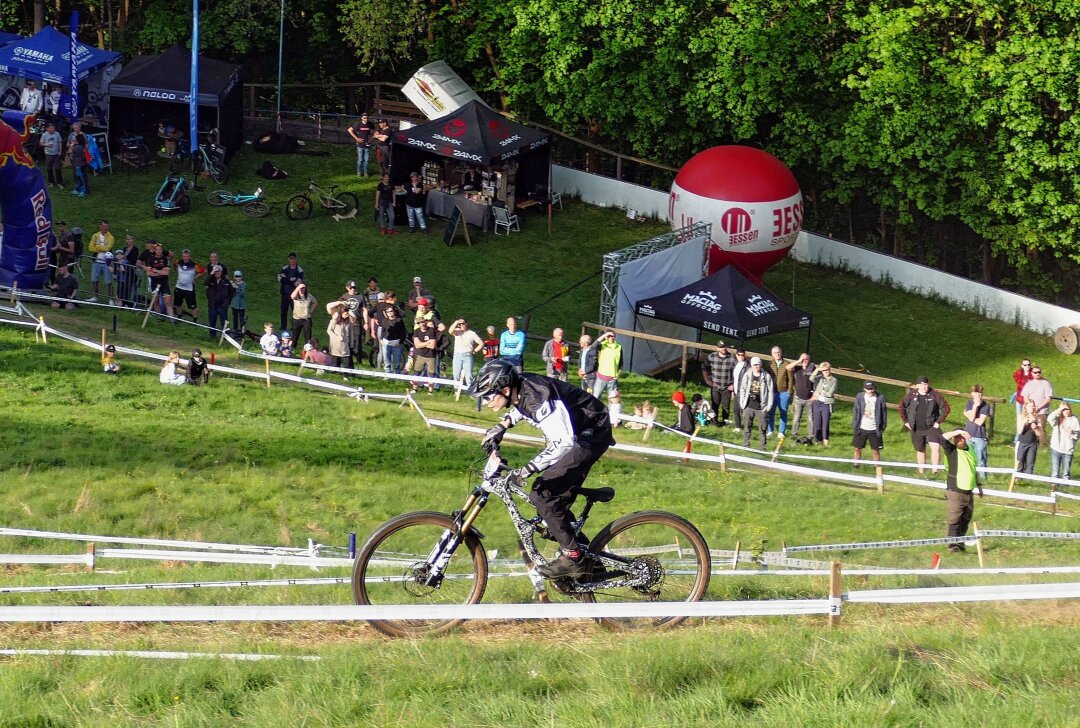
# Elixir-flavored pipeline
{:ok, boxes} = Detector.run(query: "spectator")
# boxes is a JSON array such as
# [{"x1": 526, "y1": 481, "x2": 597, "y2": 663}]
[
  {"x1": 852, "y1": 381, "x2": 887, "y2": 467},
  {"x1": 347, "y1": 112, "x2": 373, "y2": 177},
  {"x1": 406, "y1": 276, "x2": 433, "y2": 312},
  {"x1": 302, "y1": 341, "x2": 334, "y2": 372},
  {"x1": 608, "y1": 391, "x2": 623, "y2": 427},
  {"x1": 277, "y1": 252, "x2": 304, "y2": 331},
  {"x1": 808, "y1": 361, "x2": 838, "y2": 446},
  {"x1": 53, "y1": 221, "x2": 76, "y2": 270},
  {"x1": 413, "y1": 297, "x2": 438, "y2": 329},
  {"x1": 279, "y1": 331, "x2": 295, "y2": 358},
  {"x1": 20, "y1": 79, "x2": 42, "y2": 114},
  {"x1": 402, "y1": 172, "x2": 430, "y2": 234},
  {"x1": 41, "y1": 121, "x2": 63, "y2": 189},
  {"x1": 259, "y1": 322, "x2": 280, "y2": 356},
  {"x1": 410, "y1": 317, "x2": 438, "y2": 393},
  {"x1": 499, "y1": 316, "x2": 526, "y2": 372},
  {"x1": 69, "y1": 131, "x2": 89, "y2": 196},
  {"x1": 593, "y1": 330, "x2": 622, "y2": 401},
  {"x1": 730, "y1": 349, "x2": 748, "y2": 432},
  {"x1": 768, "y1": 345, "x2": 792, "y2": 437},
  {"x1": 230, "y1": 271, "x2": 247, "y2": 333},
  {"x1": 1048, "y1": 403, "x2": 1080, "y2": 480},
  {"x1": 380, "y1": 304, "x2": 408, "y2": 374},
  {"x1": 342, "y1": 280, "x2": 367, "y2": 369},
  {"x1": 186, "y1": 348, "x2": 210, "y2": 385},
  {"x1": 786, "y1": 353, "x2": 815, "y2": 439},
  {"x1": 671, "y1": 391, "x2": 694, "y2": 434},
  {"x1": 691, "y1": 393, "x2": 715, "y2": 428},
  {"x1": 1019, "y1": 366, "x2": 1053, "y2": 446},
  {"x1": 374, "y1": 290, "x2": 403, "y2": 369},
  {"x1": 290, "y1": 281, "x2": 318, "y2": 346},
  {"x1": 542, "y1": 328, "x2": 571, "y2": 381},
  {"x1": 738, "y1": 356, "x2": 774, "y2": 448},
  {"x1": 49, "y1": 264, "x2": 78, "y2": 308},
  {"x1": 578, "y1": 334, "x2": 597, "y2": 391},
  {"x1": 702, "y1": 341, "x2": 735, "y2": 426},
  {"x1": 375, "y1": 172, "x2": 398, "y2": 235},
  {"x1": 102, "y1": 344, "x2": 119, "y2": 374},
  {"x1": 173, "y1": 248, "x2": 205, "y2": 322},
  {"x1": 450, "y1": 318, "x2": 484, "y2": 387},
  {"x1": 43, "y1": 82, "x2": 61, "y2": 117},
  {"x1": 144, "y1": 242, "x2": 173, "y2": 319},
  {"x1": 205, "y1": 265, "x2": 234, "y2": 339},
  {"x1": 939, "y1": 430, "x2": 983, "y2": 553},
  {"x1": 963, "y1": 385, "x2": 992, "y2": 470},
  {"x1": 372, "y1": 118, "x2": 392, "y2": 173},
  {"x1": 115, "y1": 234, "x2": 140, "y2": 307},
  {"x1": 434, "y1": 322, "x2": 452, "y2": 387},
  {"x1": 483, "y1": 326, "x2": 499, "y2": 362},
  {"x1": 1012, "y1": 358, "x2": 1035, "y2": 436},
  {"x1": 325, "y1": 301, "x2": 354, "y2": 371},
  {"x1": 899, "y1": 375, "x2": 951, "y2": 475},
  {"x1": 87, "y1": 220, "x2": 115, "y2": 304},
  {"x1": 207, "y1": 251, "x2": 228, "y2": 279},
  {"x1": 159, "y1": 351, "x2": 186, "y2": 385},
  {"x1": 361, "y1": 277, "x2": 382, "y2": 347},
  {"x1": 1015, "y1": 400, "x2": 1042, "y2": 474}
]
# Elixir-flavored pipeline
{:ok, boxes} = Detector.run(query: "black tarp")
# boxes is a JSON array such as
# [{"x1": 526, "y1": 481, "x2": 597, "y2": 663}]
[
  {"x1": 389, "y1": 100, "x2": 553, "y2": 198},
  {"x1": 107, "y1": 46, "x2": 242, "y2": 158},
  {"x1": 635, "y1": 265, "x2": 812, "y2": 343}
]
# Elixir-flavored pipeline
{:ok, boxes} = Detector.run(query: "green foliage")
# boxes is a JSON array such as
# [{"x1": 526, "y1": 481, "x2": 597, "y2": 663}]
[{"x1": 337, "y1": 0, "x2": 431, "y2": 75}]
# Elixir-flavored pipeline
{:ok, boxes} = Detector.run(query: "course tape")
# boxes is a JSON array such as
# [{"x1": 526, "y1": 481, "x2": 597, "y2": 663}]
[
  {"x1": 0, "y1": 527, "x2": 323, "y2": 555},
  {"x1": 784, "y1": 536, "x2": 968, "y2": 554},
  {"x1": 976, "y1": 529, "x2": 1080, "y2": 540},
  {"x1": 0, "y1": 577, "x2": 349, "y2": 595},
  {"x1": 845, "y1": 581, "x2": 1080, "y2": 604},
  {"x1": 95, "y1": 548, "x2": 353, "y2": 568},
  {"x1": 0, "y1": 649, "x2": 320, "y2": 661}
]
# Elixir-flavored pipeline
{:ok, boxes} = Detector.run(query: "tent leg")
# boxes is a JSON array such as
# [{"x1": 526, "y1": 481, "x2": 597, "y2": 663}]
[{"x1": 806, "y1": 322, "x2": 812, "y2": 357}]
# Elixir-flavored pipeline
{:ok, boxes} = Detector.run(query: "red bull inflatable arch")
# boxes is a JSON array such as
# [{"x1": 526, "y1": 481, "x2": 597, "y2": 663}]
[{"x1": 0, "y1": 111, "x2": 52, "y2": 289}]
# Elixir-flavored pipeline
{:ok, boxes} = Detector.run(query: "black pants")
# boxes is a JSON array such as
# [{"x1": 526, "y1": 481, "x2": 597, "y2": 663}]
[
  {"x1": 291, "y1": 318, "x2": 312, "y2": 347},
  {"x1": 710, "y1": 386, "x2": 732, "y2": 423},
  {"x1": 528, "y1": 440, "x2": 610, "y2": 552},
  {"x1": 279, "y1": 296, "x2": 291, "y2": 331}
]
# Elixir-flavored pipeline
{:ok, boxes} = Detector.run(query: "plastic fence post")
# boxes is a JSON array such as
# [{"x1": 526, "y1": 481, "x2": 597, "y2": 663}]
[
  {"x1": 974, "y1": 522, "x2": 985, "y2": 568},
  {"x1": 829, "y1": 561, "x2": 842, "y2": 627}
]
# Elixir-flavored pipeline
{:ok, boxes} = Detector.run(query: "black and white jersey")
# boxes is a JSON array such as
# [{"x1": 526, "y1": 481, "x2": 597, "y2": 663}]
[{"x1": 506, "y1": 374, "x2": 614, "y2": 474}]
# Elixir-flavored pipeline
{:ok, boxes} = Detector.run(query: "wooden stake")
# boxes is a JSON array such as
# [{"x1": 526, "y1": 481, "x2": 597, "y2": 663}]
[
  {"x1": 141, "y1": 288, "x2": 159, "y2": 329},
  {"x1": 876, "y1": 465, "x2": 884, "y2": 495},
  {"x1": 718, "y1": 443, "x2": 727, "y2": 472},
  {"x1": 770, "y1": 436, "x2": 782, "y2": 462},
  {"x1": 37, "y1": 316, "x2": 46, "y2": 343},
  {"x1": 1051, "y1": 484, "x2": 1058, "y2": 516},
  {"x1": 10, "y1": 281, "x2": 17, "y2": 304},
  {"x1": 731, "y1": 540, "x2": 741, "y2": 570},
  {"x1": 100, "y1": 328, "x2": 107, "y2": 354},
  {"x1": 1008, "y1": 470, "x2": 1017, "y2": 492},
  {"x1": 642, "y1": 405, "x2": 656, "y2": 442},
  {"x1": 829, "y1": 561, "x2": 842, "y2": 627},
  {"x1": 974, "y1": 522, "x2": 985, "y2": 567}
]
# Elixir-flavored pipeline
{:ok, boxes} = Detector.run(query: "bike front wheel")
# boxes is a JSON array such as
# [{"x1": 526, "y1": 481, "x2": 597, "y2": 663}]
[
  {"x1": 206, "y1": 190, "x2": 230, "y2": 207},
  {"x1": 353, "y1": 511, "x2": 489, "y2": 638},
  {"x1": 211, "y1": 165, "x2": 228, "y2": 185},
  {"x1": 243, "y1": 201, "x2": 270, "y2": 218},
  {"x1": 285, "y1": 193, "x2": 313, "y2": 220},
  {"x1": 588, "y1": 510, "x2": 711, "y2": 630}
]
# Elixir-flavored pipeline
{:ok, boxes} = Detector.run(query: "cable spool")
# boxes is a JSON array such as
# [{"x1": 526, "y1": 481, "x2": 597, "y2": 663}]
[{"x1": 1053, "y1": 325, "x2": 1080, "y2": 354}]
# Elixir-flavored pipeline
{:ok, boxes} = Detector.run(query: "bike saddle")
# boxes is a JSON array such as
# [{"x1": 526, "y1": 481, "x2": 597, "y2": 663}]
[{"x1": 577, "y1": 486, "x2": 615, "y2": 503}]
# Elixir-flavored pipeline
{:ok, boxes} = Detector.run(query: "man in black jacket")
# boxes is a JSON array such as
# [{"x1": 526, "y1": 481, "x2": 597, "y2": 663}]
[
  {"x1": 277, "y1": 252, "x2": 304, "y2": 331},
  {"x1": 899, "y1": 375, "x2": 951, "y2": 475},
  {"x1": 471, "y1": 359, "x2": 615, "y2": 580},
  {"x1": 578, "y1": 333, "x2": 598, "y2": 391},
  {"x1": 852, "y1": 381, "x2": 888, "y2": 467}
]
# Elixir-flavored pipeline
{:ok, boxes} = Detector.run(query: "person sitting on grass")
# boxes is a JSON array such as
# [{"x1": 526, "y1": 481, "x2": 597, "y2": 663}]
[
  {"x1": 102, "y1": 344, "x2": 119, "y2": 374},
  {"x1": 49, "y1": 264, "x2": 79, "y2": 309},
  {"x1": 279, "y1": 330, "x2": 295, "y2": 358},
  {"x1": 159, "y1": 351, "x2": 186, "y2": 385},
  {"x1": 690, "y1": 393, "x2": 715, "y2": 428},
  {"x1": 671, "y1": 391, "x2": 694, "y2": 434},
  {"x1": 185, "y1": 349, "x2": 210, "y2": 385}
]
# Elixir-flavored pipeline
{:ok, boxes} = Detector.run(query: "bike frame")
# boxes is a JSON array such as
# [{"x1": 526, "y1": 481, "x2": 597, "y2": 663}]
[{"x1": 224, "y1": 188, "x2": 263, "y2": 205}]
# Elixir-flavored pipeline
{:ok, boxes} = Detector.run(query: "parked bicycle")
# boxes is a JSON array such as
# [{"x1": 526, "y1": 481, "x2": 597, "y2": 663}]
[
  {"x1": 115, "y1": 133, "x2": 154, "y2": 170},
  {"x1": 286, "y1": 178, "x2": 359, "y2": 220},
  {"x1": 170, "y1": 139, "x2": 228, "y2": 184},
  {"x1": 206, "y1": 187, "x2": 270, "y2": 218},
  {"x1": 352, "y1": 448, "x2": 711, "y2": 637}
]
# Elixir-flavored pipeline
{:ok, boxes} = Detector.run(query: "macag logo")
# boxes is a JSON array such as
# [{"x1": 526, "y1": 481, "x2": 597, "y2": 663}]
[
  {"x1": 681, "y1": 290, "x2": 723, "y2": 314},
  {"x1": 744, "y1": 294, "x2": 779, "y2": 317}
]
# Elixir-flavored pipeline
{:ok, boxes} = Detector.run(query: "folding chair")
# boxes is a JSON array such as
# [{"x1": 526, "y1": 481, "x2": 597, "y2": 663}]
[
  {"x1": 492, "y1": 205, "x2": 520, "y2": 236},
  {"x1": 550, "y1": 191, "x2": 563, "y2": 210}
]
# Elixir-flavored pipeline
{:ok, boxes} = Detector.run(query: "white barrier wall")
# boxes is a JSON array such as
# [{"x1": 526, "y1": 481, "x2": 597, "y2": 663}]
[
  {"x1": 553, "y1": 165, "x2": 670, "y2": 220},
  {"x1": 791, "y1": 232, "x2": 1080, "y2": 335}
]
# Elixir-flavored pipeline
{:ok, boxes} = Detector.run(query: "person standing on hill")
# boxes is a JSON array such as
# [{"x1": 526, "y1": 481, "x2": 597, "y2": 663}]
[
  {"x1": 1019, "y1": 366, "x2": 1053, "y2": 446},
  {"x1": 808, "y1": 361, "x2": 838, "y2": 446},
  {"x1": 852, "y1": 381, "x2": 887, "y2": 466},
  {"x1": 347, "y1": 112, "x2": 373, "y2": 177},
  {"x1": 786, "y1": 353, "x2": 816, "y2": 439},
  {"x1": 1012, "y1": 358, "x2": 1035, "y2": 438},
  {"x1": 702, "y1": 341, "x2": 735, "y2": 426},
  {"x1": 542, "y1": 328, "x2": 571, "y2": 381},
  {"x1": 939, "y1": 429, "x2": 983, "y2": 553},
  {"x1": 277, "y1": 252, "x2": 304, "y2": 331},
  {"x1": 767, "y1": 345, "x2": 792, "y2": 438},
  {"x1": 738, "y1": 356, "x2": 774, "y2": 448},
  {"x1": 592, "y1": 331, "x2": 622, "y2": 401},
  {"x1": 290, "y1": 281, "x2": 318, "y2": 348},
  {"x1": 578, "y1": 334, "x2": 598, "y2": 392},
  {"x1": 899, "y1": 375, "x2": 951, "y2": 475},
  {"x1": 499, "y1": 316, "x2": 527, "y2": 373},
  {"x1": 963, "y1": 385, "x2": 992, "y2": 469}
]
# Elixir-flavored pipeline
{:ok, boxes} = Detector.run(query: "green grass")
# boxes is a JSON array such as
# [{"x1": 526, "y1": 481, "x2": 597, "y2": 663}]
[{"x1": 1, "y1": 142, "x2": 1079, "y2": 725}]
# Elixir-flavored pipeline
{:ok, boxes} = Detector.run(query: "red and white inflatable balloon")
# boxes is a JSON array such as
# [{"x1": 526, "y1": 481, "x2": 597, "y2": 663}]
[{"x1": 669, "y1": 146, "x2": 802, "y2": 283}]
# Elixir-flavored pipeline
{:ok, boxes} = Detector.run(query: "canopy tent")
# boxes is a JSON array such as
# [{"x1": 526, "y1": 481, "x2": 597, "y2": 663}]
[
  {"x1": 0, "y1": 32, "x2": 23, "y2": 48},
  {"x1": 108, "y1": 45, "x2": 242, "y2": 157},
  {"x1": 0, "y1": 26, "x2": 120, "y2": 83},
  {"x1": 390, "y1": 100, "x2": 553, "y2": 204},
  {"x1": 635, "y1": 265, "x2": 812, "y2": 346}
]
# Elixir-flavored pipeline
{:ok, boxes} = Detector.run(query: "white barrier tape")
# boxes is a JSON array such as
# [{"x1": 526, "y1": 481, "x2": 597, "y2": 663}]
[
  {"x1": 0, "y1": 317, "x2": 38, "y2": 327},
  {"x1": 845, "y1": 581, "x2": 1080, "y2": 604},
  {"x1": 0, "y1": 649, "x2": 320, "y2": 661},
  {"x1": 976, "y1": 529, "x2": 1080, "y2": 540},
  {"x1": 0, "y1": 577, "x2": 349, "y2": 595},
  {"x1": 717, "y1": 566, "x2": 1080, "y2": 577},
  {"x1": 726, "y1": 452, "x2": 880, "y2": 485},
  {"x1": 784, "y1": 536, "x2": 967, "y2": 554},
  {"x1": 0, "y1": 553, "x2": 93, "y2": 566},
  {"x1": 0, "y1": 527, "x2": 321, "y2": 555},
  {"x1": 0, "y1": 599, "x2": 833, "y2": 623},
  {"x1": 981, "y1": 488, "x2": 1056, "y2": 505},
  {"x1": 407, "y1": 394, "x2": 431, "y2": 427},
  {"x1": 96, "y1": 549, "x2": 353, "y2": 568},
  {"x1": 239, "y1": 348, "x2": 459, "y2": 388},
  {"x1": 1057, "y1": 491, "x2": 1080, "y2": 502}
]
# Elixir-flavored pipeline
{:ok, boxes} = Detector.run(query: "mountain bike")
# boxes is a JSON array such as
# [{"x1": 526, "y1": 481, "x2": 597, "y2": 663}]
[
  {"x1": 285, "y1": 178, "x2": 359, "y2": 220},
  {"x1": 170, "y1": 139, "x2": 228, "y2": 184},
  {"x1": 206, "y1": 187, "x2": 270, "y2": 218},
  {"x1": 352, "y1": 449, "x2": 711, "y2": 637}
]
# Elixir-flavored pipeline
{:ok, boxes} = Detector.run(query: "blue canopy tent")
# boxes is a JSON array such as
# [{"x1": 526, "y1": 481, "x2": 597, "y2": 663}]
[
  {"x1": 0, "y1": 26, "x2": 120, "y2": 84},
  {"x1": 0, "y1": 32, "x2": 23, "y2": 48}
]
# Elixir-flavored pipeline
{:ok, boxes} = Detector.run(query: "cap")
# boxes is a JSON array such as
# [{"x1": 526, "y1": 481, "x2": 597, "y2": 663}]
[
  {"x1": 346, "y1": 280, "x2": 357, "y2": 288},
  {"x1": 233, "y1": 270, "x2": 243, "y2": 277},
  {"x1": 303, "y1": 343, "x2": 314, "y2": 352},
  {"x1": 671, "y1": 391, "x2": 686, "y2": 404},
  {"x1": 288, "y1": 252, "x2": 298, "y2": 258},
  {"x1": 57, "y1": 220, "x2": 66, "y2": 226},
  {"x1": 210, "y1": 265, "x2": 222, "y2": 273},
  {"x1": 917, "y1": 375, "x2": 929, "y2": 384},
  {"x1": 104, "y1": 344, "x2": 116, "y2": 353},
  {"x1": 863, "y1": 381, "x2": 877, "y2": 390},
  {"x1": 376, "y1": 292, "x2": 386, "y2": 301},
  {"x1": 181, "y1": 248, "x2": 191, "y2": 254},
  {"x1": 750, "y1": 356, "x2": 762, "y2": 366},
  {"x1": 417, "y1": 297, "x2": 429, "y2": 306},
  {"x1": 716, "y1": 340, "x2": 726, "y2": 347},
  {"x1": 413, "y1": 276, "x2": 423, "y2": 283}
]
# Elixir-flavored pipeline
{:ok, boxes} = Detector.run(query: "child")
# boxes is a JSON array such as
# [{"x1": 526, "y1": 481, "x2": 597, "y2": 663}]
[
  {"x1": 102, "y1": 344, "x2": 119, "y2": 374},
  {"x1": 671, "y1": 391, "x2": 694, "y2": 434},
  {"x1": 483, "y1": 325, "x2": 499, "y2": 361},
  {"x1": 279, "y1": 330, "x2": 294, "y2": 358},
  {"x1": 186, "y1": 348, "x2": 210, "y2": 385},
  {"x1": 230, "y1": 270, "x2": 247, "y2": 333},
  {"x1": 608, "y1": 391, "x2": 623, "y2": 428},
  {"x1": 159, "y1": 351, "x2": 186, "y2": 385},
  {"x1": 259, "y1": 322, "x2": 280, "y2": 356},
  {"x1": 691, "y1": 393, "x2": 715, "y2": 427},
  {"x1": 624, "y1": 402, "x2": 647, "y2": 430}
]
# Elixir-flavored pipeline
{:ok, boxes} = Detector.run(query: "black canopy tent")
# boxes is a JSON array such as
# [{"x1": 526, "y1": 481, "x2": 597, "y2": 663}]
[
  {"x1": 107, "y1": 46, "x2": 242, "y2": 158},
  {"x1": 635, "y1": 265, "x2": 813, "y2": 354},
  {"x1": 390, "y1": 100, "x2": 553, "y2": 202}
]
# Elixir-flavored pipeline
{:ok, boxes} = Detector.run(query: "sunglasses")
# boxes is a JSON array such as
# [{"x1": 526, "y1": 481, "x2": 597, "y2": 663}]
[
  {"x1": 481, "y1": 392, "x2": 501, "y2": 404},
  {"x1": 1033, "y1": 370, "x2": 1042, "y2": 374}
]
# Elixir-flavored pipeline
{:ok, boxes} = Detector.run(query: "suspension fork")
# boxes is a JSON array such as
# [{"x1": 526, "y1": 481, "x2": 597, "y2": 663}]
[{"x1": 422, "y1": 488, "x2": 488, "y2": 586}]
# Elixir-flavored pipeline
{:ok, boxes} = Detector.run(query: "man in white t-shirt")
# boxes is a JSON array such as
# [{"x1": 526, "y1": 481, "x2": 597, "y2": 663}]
[
  {"x1": 19, "y1": 79, "x2": 42, "y2": 114},
  {"x1": 449, "y1": 318, "x2": 484, "y2": 387},
  {"x1": 852, "y1": 381, "x2": 888, "y2": 466}
]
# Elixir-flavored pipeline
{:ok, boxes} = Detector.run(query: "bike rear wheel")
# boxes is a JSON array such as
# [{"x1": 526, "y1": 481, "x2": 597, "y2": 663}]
[
  {"x1": 333, "y1": 191, "x2": 359, "y2": 216},
  {"x1": 206, "y1": 190, "x2": 230, "y2": 207},
  {"x1": 286, "y1": 193, "x2": 313, "y2": 220},
  {"x1": 243, "y1": 201, "x2": 270, "y2": 218},
  {"x1": 588, "y1": 510, "x2": 711, "y2": 630},
  {"x1": 211, "y1": 165, "x2": 228, "y2": 185},
  {"x1": 353, "y1": 511, "x2": 489, "y2": 638}
]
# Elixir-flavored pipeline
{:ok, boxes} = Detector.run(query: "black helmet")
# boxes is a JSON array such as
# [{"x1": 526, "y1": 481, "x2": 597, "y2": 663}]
[
  {"x1": 469, "y1": 359, "x2": 520, "y2": 400},
  {"x1": 104, "y1": 344, "x2": 116, "y2": 353},
  {"x1": 191, "y1": 348, "x2": 202, "y2": 358}
]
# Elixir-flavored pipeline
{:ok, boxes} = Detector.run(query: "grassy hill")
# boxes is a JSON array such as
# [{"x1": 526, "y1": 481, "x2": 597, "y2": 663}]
[{"x1": 2, "y1": 142, "x2": 1079, "y2": 726}]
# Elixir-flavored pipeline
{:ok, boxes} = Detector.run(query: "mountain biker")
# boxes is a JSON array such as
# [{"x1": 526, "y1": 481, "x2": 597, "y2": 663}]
[{"x1": 469, "y1": 359, "x2": 616, "y2": 580}]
